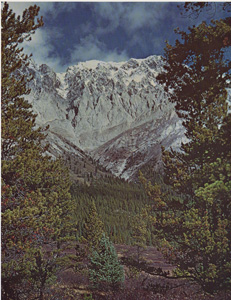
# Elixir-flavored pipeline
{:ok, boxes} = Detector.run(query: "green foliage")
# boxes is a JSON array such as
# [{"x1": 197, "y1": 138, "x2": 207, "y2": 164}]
[
  {"x1": 131, "y1": 207, "x2": 148, "y2": 263},
  {"x1": 89, "y1": 234, "x2": 125, "y2": 290},
  {"x1": 71, "y1": 177, "x2": 150, "y2": 245},
  {"x1": 125, "y1": 265, "x2": 141, "y2": 280},
  {"x1": 83, "y1": 294, "x2": 94, "y2": 300},
  {"x1": 83, "y1": 200, "x2": 104, "y2": 251},
  {"x1": 1, "y1": 2, "x2": 44, "y2": 161},
  {"x1": 149, "y1": 11, "x2": 231, "y2": 294},
  {"x1": 1, "y1": 3, "x2": 74, "y2": 299}
]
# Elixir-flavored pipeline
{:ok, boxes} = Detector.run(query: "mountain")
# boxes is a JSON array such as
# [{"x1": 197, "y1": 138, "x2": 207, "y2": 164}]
[{"x1": 23, "y1": 56, "x2": 187, "y2": 180}]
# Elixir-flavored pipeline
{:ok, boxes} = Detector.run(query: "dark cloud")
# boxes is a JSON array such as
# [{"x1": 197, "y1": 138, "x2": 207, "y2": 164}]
[{"x1": 7, "y1": 2, "x2": 230, "y2": 72}]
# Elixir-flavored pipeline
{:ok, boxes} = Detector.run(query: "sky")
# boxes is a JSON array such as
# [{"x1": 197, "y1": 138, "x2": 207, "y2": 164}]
[{"x1": 7, "y1": 1, "x2": 230, "y2": 73}]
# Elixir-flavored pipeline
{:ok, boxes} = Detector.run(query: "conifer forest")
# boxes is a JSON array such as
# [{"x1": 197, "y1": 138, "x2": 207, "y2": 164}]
[{"x1": 1, "y1": 2, "x2": 231, "y2": 299}]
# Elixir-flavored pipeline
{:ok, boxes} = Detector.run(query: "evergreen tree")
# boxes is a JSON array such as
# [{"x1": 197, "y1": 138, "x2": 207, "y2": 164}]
[
  {"x1": 89, "y1": 234, "x2": 125, "y2": 290},
  {"x1": 71, "y1": 178, "x2": 149, "y2": 245},
  {"x1": 178, "y1": 2, "x2": 231, "y2": 19},
  {"x1": 83, "y1": 200, "x2": 104, "y2": 251},
  {"x1": 1, "y1": 3, "x2": 74, "y2": 299},
  {"x1": 148, "y1": 11, "x2": 231, "y2": 294},
  {"x1": 131, "y1": 208, "x2": 148, "y2": 263}
]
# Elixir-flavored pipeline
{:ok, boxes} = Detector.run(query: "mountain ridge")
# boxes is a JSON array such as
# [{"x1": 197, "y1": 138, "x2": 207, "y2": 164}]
[{"x1": 23, "y1": 55, "x2": 187, "y2": 180}]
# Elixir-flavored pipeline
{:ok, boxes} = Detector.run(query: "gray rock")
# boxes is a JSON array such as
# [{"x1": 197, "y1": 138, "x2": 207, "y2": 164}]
[{"x1": 24, "y1": 56, "x2": 187, "y2": 180}]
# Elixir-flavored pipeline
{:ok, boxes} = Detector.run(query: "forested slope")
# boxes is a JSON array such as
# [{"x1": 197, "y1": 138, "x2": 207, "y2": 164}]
[{"x1": 71, "y1": 177, "x2": 149, "y2": 244}]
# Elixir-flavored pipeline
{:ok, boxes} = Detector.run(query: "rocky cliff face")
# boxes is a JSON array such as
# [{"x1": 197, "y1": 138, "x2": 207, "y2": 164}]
[{"x1": 24, "y1": 56, "x2": 187, "y2": 180}]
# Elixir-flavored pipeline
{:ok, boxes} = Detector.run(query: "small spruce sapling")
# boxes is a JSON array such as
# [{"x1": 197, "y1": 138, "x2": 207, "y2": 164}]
[{"x1": 89, "y1": 234, "x2": 125, "y2": 290}]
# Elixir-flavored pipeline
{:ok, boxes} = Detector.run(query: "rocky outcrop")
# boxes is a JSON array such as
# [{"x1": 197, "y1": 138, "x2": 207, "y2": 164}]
[{"x1": 24, "y1": 56, "x2": 187, "y2": 180}]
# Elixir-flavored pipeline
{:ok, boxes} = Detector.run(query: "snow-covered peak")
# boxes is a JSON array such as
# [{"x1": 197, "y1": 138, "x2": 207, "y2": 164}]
[
  {"x1": 66, "y1": 55, "x2": 162, "y2": 73},
  {"x1": 25, "y1": 55, "x2": 186, "y2": 180}
]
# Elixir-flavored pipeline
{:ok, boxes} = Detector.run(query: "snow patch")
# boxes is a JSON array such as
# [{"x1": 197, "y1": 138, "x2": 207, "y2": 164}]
[{"x1": 56, "y1": 72, "x2": 69, "y2": 98}]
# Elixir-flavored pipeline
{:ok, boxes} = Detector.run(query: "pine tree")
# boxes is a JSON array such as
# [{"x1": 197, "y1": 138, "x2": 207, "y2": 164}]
[
  {"x1": 1, "y1": 3, "x2": 74, "y2": 299},
  {"x1": 89, "y1": 234, "x2": 125, "y2": 290},
  {"x1": 148, "y1": 12, "x2": 231, "y2": 294},
  {"x1": 83, "y1": 200, "x2": 104, "y2": 252},
  {"x1": 178, "y1": 2, "x2": 231, "y2": 19},
  {"x1": 131, "y1": 207, "x2": 148, "y2": 263}
]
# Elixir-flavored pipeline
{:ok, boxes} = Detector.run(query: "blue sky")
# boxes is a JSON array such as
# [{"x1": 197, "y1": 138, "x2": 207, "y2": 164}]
[{"x1": 8, "y1": 1, "x2": 230, "y2": 72}]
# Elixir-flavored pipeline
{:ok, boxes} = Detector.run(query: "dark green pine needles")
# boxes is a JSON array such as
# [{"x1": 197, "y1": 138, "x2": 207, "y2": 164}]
[{"x1": 1, "y1": 3, "x2": 74, "y2": 299}]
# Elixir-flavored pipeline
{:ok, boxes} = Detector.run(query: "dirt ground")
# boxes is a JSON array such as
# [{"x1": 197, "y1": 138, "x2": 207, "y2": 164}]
[{"x1": 50, "y1": 244, "x2": 231, "y2": 300}]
